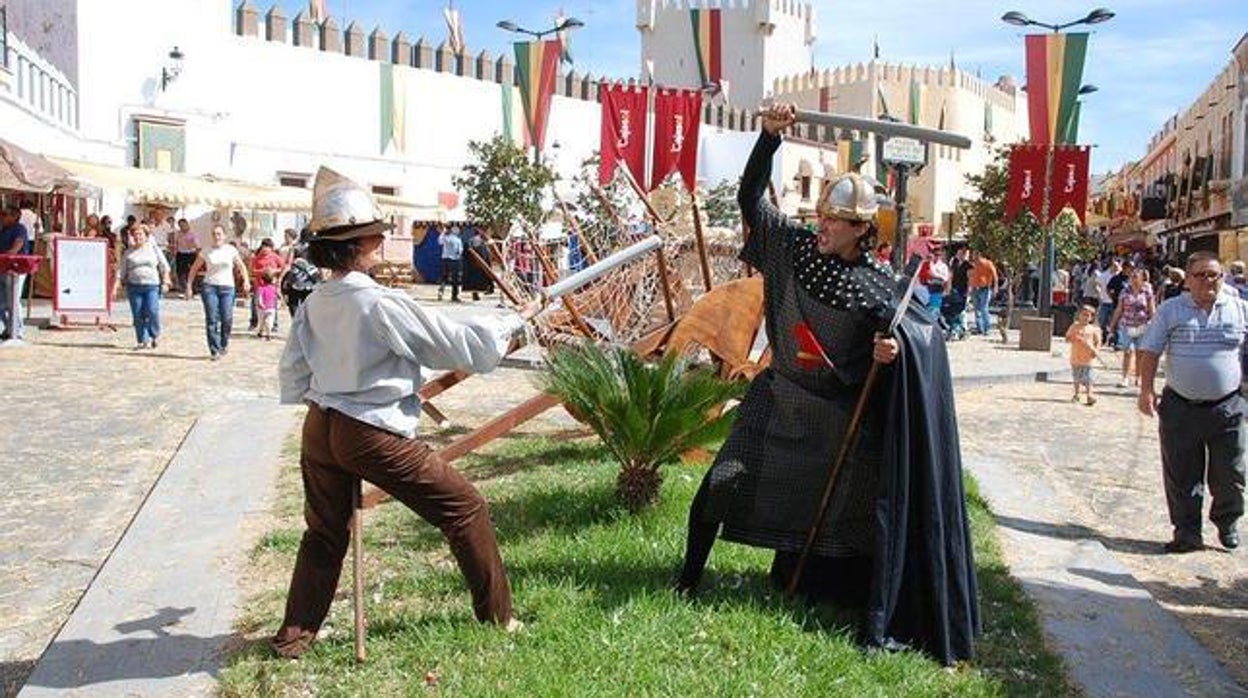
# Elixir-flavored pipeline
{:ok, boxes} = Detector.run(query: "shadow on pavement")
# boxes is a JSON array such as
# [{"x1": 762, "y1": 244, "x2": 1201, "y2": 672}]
[
  {"x1": 18, "y1": 607, "x2": 242, "y2": 692},
  {"x1": 994, "y1": 514, "x2": 1166, "y2": 556}
]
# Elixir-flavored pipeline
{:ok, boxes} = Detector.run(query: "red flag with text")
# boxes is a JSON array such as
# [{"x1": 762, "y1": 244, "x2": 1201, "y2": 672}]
[
  {"x1": 651, "y1": 89, "x2": 702, "y2": 191},
  {"x1": 598, "y1": 83, "x2": 649, "y2": 187},
  {"x1": 1006, "y1": 145, "x2": 1046, "y2": 221},
  {"x1": 1049, "y1": 146, "x2": 1091, "y2": 223}
]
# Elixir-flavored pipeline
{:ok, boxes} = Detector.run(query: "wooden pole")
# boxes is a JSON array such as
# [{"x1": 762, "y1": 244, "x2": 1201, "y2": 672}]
[
  {"x1": 554, "y1": 192, "x2": 600, "y2": 264},
  {"x1": 468, "y1": 247, "x2": 521, "y2": 306},
  {"x1": 688, "y1": 194, "x2": 714, "y2": 293},
  {"x1": 524, "y1": 226, "x2": 599, "y2": 341},
  {"x1": 653, "y1": 244, "x2": 677, "y2": 324},
  {"x1": 787, "y1": 360, "x2": 882, "y2": 595},
  {"x1": 351, "y1": 478, "x2": 367, "y2": 663},
  {"x1": 590, "y1": 182, "x2": 627, "y2": 232}
]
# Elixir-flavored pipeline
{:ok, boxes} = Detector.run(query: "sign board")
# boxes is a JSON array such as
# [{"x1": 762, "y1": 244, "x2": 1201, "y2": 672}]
[
  {"x1": 882, "y1": 137, "x2": 926, "y2": 166},
  {"x1": 53, "y1": 237, "x2": 111, "y2": 314}
]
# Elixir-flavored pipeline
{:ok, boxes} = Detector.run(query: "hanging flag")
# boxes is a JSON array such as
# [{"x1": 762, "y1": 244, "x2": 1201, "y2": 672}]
[
  {"x1": 379, "y1": 63, "x2": 408, "y2": 154},
  {"x1": 500, "y1": 82, "x2": 526, "y2": 146},
  {"x1": 1061, "y1": 101, "x2": 1081, "y2": 144},
  {"x1": 1024, "y1": 32, "x2": 1089, "y2": 144},
  {"x1": 908, "y1": 75, "x2": 922, "y2": 125},
  {"x1": 1006, "y1": 145, "x2": 1046, "y2": 221},
  {"x1": 651, "y1": 88, "x2": 703, "y2": 192},
  {"x1": 443, "y1": 4, "x2": 465, "y2": 56},
  {"x1": 599, "y1": 83, "x2": 649, "y2": 187},
  {"x1": 555, "y1": 9, "x2": 573, "y2": 64},
  {"x1": 309, "y1": 0, "x2": 327, "y2": 22},
  {"x1": 1049, "y1": 145, "x2": 1091, "y2": 223},
  {"x1": 514, "y1": 39, "x2": 562, "y2": 153},
  {"x1": 690, "y1": 8, "x2": 722, "y2": 88}
]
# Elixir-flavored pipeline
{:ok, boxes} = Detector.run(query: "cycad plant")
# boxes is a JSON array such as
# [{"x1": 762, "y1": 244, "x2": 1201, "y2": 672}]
[{"x1": 541, "y1": 343, "x2": 746, "y2": 512}]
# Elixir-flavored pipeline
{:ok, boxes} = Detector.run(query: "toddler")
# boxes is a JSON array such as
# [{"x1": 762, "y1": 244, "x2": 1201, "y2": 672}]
[
  {"x1": 1065, "y1": 305, "x2": 1103, "y2": 406},
  {"x1": 256, "y1": 269, "x2": 280, "y2": 340}
]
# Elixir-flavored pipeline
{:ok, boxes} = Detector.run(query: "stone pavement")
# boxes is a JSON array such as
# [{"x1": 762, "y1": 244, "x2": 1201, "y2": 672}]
[{"x1": 3, "y1": 288, "x2": 1243, "y2": 696}]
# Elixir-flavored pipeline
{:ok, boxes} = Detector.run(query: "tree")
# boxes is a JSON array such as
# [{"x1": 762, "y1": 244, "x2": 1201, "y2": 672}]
[
  {"x1": 452, "y1": 135, "x2": 555, "y2": 237},
  {"x1": 701, "y1": 179, "x2": 741, "y2": 229},
  {"x1": 958, "y1": 144, "x2": 1097, "y2": 330},
  {"x1": 541, "y1": 343, "x2": 745, "y2": 512}
]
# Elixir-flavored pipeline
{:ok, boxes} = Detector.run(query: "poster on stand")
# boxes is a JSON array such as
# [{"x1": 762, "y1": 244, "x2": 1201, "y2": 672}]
[{"x1": 53, "y1": 237, "x2": 111, "y2": 315}]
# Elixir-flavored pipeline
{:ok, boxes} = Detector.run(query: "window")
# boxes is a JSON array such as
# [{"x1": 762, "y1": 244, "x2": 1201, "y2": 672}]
[
  {"x1": 278, "y1": 174, "x2": 310, "y2": 188},
  {"x1": 372, "y1": 185, "x2": 398, "y2": 197},
  {"x1": 134, "y1": 117, "x2": 186, "y2": 172},
  {"x1": 799, "y1": 176, "x2": 811, "y2": 201}
]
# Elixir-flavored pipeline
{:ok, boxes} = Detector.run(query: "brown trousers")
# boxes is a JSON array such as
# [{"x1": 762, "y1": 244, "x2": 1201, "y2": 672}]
[{"x1": 279, "y1": 404, "x2": 512, "y2": 637}]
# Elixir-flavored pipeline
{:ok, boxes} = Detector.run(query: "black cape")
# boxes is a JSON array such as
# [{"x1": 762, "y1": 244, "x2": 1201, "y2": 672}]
[{"x1": 864, "y1": 303, "x2": 980, "y2": 665}]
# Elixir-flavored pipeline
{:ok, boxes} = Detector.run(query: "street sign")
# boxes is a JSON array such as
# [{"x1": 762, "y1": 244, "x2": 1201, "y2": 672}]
[{"x1": 882, "y1": 137, "x2": 926, "y2": 166}]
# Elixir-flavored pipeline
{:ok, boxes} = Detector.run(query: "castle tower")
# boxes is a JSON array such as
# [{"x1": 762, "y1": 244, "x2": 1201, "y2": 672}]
[{"x1": 637, "y1": 0, "x2": 816, "y2": 110}]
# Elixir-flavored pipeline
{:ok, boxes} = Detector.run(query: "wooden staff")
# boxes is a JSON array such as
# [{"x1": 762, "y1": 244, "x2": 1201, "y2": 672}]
[
  {"x1": 553, "y1": 191, "x2": 600, "y2": 264},
  {"x1": 688, "y1": 193, "x2": 714, "y2": 293},
  {"x1": 653, "y1": 244, "x2": 676, "y2": 324},
  {"x1": 468, "y1": 247, "x2": 521, "y2": 306},
  {"x1": 589, "y1": 182, "x2": 627, "y2": 232},
  {"x1": 785, "y1": 360, "x2": 882, "y2": 596},
  {"x1": 351, "y1": 478, "x2": 367, "y2": 663}
]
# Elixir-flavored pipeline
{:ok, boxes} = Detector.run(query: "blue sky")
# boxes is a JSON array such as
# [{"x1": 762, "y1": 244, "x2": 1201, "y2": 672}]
[{"x1": 280, "y1": 1, "x2": 1246, "y2": 174}]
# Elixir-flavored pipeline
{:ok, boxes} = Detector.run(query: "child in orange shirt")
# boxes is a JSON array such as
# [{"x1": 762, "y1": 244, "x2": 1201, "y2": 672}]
[{"x1": 1065, "y1": 305, "x2": 1103, "y2": 406}]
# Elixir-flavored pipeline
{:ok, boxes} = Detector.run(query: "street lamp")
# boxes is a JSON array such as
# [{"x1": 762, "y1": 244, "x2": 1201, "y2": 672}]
[
  {"x1": 496, "y1": 16, "x2": 583, "y2": 40},
  {"x1": 1002, "y1": 8, "x2": 1113, "y2": 318},
  {"x1": 160, "y1": 46, "x2": 184, "y2": 91}
]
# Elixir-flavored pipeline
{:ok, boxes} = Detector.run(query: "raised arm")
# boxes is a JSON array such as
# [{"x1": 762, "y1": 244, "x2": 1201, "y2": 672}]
[{"x1": 738, "y1": 103, "x2": 796, "y2": 231}]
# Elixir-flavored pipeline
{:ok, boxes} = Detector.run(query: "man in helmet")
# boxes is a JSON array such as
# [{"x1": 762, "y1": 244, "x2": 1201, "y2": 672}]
[{"x1": 674, "y1": 103, "x2": 978, "y2": 666}]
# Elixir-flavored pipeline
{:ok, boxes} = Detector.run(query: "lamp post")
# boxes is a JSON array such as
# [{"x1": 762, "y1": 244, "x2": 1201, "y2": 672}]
[
  {"x1": 496, "y1": 16, "x2": 583, "y2": 41},
  {"x1": 497, "y1": 17, "x2": 584, "y2": 163},
  {"x1": 1002, "y1": 8, "x2": 1112, "y2": 317},
  {"x1": 160, "y1": 46, "x2": 184, "y2": 91}
]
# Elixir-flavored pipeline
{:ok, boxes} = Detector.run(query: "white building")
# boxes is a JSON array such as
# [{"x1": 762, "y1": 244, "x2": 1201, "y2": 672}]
[
  {"x1": 772, "y1": 62, "x2": 1028, "y2": 237},
  {"x1": 637, "y1": 0, "x2": 816, "y2": 111}
]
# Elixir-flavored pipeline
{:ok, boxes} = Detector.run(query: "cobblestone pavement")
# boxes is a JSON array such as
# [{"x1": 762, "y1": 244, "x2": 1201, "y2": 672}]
[
  {"x1": 0, "y1": 294, "x2": 568, "y2": 697},
  {"x1": 956, "y1": 359, "x2": 1248, "y2": 689}
]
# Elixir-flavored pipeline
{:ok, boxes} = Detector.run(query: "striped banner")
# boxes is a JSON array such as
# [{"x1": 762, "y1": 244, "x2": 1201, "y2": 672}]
[
  {"x1": 908, "y1": 75, "x2": 922, "y2": 125},
  {"x1": 1024, "y1": 32, "x2": 1088, "y2": 144},
  {"x1": 379, "y1": 63, "x2": 408, "y2": 154},
  {"x1": 514, "y1": 39, "x2": 562, "y2": 152},
  {"x1": 690, "y1": 8, "x2": 722, "y2": 88}
]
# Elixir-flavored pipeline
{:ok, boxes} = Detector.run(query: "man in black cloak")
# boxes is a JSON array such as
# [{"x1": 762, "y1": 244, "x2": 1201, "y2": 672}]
[{"x1": 675, "y1": 103, "x2": 979, "y2": 666}]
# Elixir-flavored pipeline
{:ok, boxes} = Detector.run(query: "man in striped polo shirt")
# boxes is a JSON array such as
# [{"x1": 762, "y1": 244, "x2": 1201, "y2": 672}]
[{"x1": 1138, "y1": 251, "x2": 1247, "y2": 553}]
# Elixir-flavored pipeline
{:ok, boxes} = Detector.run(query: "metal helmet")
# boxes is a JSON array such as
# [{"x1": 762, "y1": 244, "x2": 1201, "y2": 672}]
[
  {"x1": 816, "y1": 172, "x2": 880, "y2": 223},
  {"x1": 307, "y1": 166, "x2": 393, "y2": 240}
]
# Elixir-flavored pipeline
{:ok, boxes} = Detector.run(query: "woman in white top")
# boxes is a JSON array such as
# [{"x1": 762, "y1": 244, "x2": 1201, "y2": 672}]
[
  {"x1": 272, "y1": 167, "x2": 528, "y2": 659},
  {"x1": 112, "y1": 224, "x2": 171, "y2": 349},
  {"x1": 185, "y1": 225, "x2": 250, "y2": 360}
]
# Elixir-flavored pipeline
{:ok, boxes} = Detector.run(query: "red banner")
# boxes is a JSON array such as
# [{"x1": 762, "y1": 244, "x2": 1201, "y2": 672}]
[
  {"x1": 651, "y1": 89, "x2": 702, "y2": 191},
  {"x1": 1006, "y1": 145, "x2": 1046, "y2": 221},
  {"x1": 1050, "y1": 146, "x2": 1091, "y2": 223},
  {"x1": 598, "y1": 83, "x2": 649, "y2": 187}
]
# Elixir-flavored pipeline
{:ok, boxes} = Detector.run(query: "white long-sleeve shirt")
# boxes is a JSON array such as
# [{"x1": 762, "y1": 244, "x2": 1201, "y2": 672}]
[{"x1": 279, "y1": 271, "x2": 523, "y2": 437}]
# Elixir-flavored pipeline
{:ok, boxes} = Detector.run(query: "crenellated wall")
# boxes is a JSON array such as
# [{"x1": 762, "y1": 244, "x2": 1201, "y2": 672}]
[{"x1": 231, "y1": 1, "x2": 760, "y2": 134}]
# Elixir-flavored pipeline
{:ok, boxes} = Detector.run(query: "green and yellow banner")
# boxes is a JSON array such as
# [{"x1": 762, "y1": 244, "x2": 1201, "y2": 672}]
[
  {"x1": 380, "y1": 62, "x2": 408, "y2": 154},
  {"x1": 690, "y1": 8, "x2": 722, "y2": 88},
  {"x1": 514, "y1": 39, "x2": 562, "y2": 152},
  {"x1": 1024, "y1": 32, "x2": 1088, "y2": 145}
]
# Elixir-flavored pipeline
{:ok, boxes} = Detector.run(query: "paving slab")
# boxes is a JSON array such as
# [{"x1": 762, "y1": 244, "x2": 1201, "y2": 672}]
[
  {"x1": 18, "y1": 399, "x2": 298, "y2": 697},
  {"x1": 967, "y1": 450, "x2": 1247, "y2": 697}
]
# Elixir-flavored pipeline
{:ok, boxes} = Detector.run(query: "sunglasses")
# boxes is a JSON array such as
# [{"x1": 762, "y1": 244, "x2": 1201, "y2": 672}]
[{"x1": 1190, "y1": 271, "x2": 1223, "y2": 280}]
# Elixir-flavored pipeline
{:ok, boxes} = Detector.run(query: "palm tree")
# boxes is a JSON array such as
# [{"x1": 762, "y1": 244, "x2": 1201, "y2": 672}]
[{"x1": 541, "y1": 343, "x2": 745, "y2": 512}]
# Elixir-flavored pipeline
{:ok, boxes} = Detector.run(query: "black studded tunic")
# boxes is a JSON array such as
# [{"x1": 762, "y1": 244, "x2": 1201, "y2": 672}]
[{"x1": 701, "y1": 131, "x2": 899, "y2": 557}]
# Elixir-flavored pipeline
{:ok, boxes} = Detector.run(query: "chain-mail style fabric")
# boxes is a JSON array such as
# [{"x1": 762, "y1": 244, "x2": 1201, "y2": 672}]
[{"x1": 701, "y1": 131, "x2": 899, "y2": 558}]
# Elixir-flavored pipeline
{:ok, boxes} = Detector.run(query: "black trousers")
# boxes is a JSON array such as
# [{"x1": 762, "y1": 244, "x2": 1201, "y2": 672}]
[
  {"x1": 439, "y1": 258, "x2": 462, "y2": 300},
  {"x1": 1158, "y1": 389, "x2": 1247, "y2": 537}
]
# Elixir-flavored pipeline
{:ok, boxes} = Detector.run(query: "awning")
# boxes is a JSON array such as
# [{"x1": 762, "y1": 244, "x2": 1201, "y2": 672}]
[
  {"x1": 0, "y1": 138, "x2": 77, "y2": 193},
  {"x1": 49, "y1": 158, "x2": 309, "y2": 211},
  {"x1": 49, "y1": 157, "x2": 445, "y2": 219}
]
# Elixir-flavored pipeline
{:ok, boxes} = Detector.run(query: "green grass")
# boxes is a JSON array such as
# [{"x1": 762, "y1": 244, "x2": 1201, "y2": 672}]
[{"x1": 220, "y1": 436, "x2": 1077, "y2": 697}]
